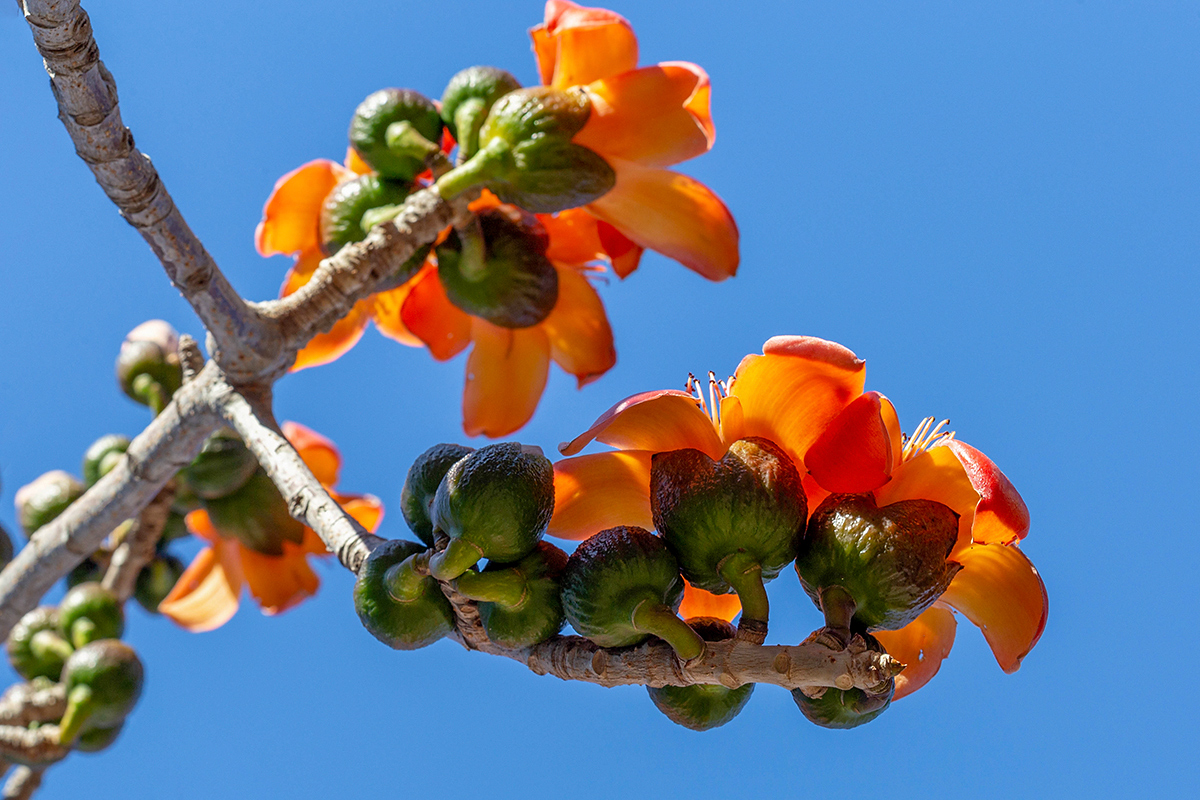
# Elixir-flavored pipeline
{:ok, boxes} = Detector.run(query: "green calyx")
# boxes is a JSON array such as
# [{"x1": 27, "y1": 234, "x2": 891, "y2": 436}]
[
  {"x1": 436, "y1": 209, "x2": 559, "y2": 328},
  {"x1": 349, "y1": 88, "x2": 443, "y2": 181},
  {"x1": 116, "y1": 321, "x2": 182, "y2": 413},
  {"x1": 15, "y1": 470, "x2": 85, "y2": 535},
  {"x1": 796, "y1": 493, "x2": 962, "y2": 632},
  {"x1": 202, "y1": 469, "x2": 305, "y2": 556},
  {"x1": 181, "y1": 429, "x2": 259, "y2": 500},
  {"x1": 75, "y1": 720, "x2": 124, "y2": 753},
  {"x1": 319, "y1": 173, "x2": 413, "y2": 256},
  {"x1": 59, "y1": 583, "x2": 124, "y2": 649},
  {"x1": 428, "y1": 443, "x2": 555, "y2": 580},
  {"x1": 459, "y1": 542, "x2": 568, "y2": 649},
  {"x1": 58, "y1": 640, "x2": 144, "y2": 745},
  {"x1": 436, "y1": 87, "x2": 615, "y2": 213},
  {"x1": 400, "y1": 443, "x2": 475, "y2": 547},
  {"x1": 82, "y1": 434, "x2": 130, "y2": 487},
  {"x1": 440, "y1": 66, "x2": 522, "y2": 161},
  {"x1": 647, "y1": 617, "x2": 755, "y2": 730},
  {"x1": 354, "y1": 539, "x2": 455, "y2": 650},
  {"x1": 561, "y1": 526, "x2": 701, "y2": 660},
  {"x1": 134, "y1": 554, "x2": 185, "y2": 614},
  {"x1": 792, "y1": 633, "x2": 895, "y2": 729}
]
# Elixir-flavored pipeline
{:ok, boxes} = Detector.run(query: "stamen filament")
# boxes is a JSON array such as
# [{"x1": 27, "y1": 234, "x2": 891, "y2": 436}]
[{"x1": 901, "y1": 416, "x2": 956, "y2": 461}]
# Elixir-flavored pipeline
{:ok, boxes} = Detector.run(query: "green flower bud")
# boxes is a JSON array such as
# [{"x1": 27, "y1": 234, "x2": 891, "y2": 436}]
[
  {"x1": 75, "y1": 720, "x2": 124, "y2": 753},
  {"x1": 436, "y1": 208, "x2": 559, "y2": 328},
  {"x1": 57, "y1": 640, "x2": 144, "y2": 745},
  {"x1": 441, "y1": 66, "x2": 522, "y2": 161},
  {"x1": 427, "y1": 443, "x2": 554, "y2": 581},
  {"x1": 560, "y1": 526, "x2": 704, "y2": 661},
  {"x1": 354, "y1": 540, "x2": 455, "y2": 650},
  {"x1": 400, "y1": 443, "x2": 475, "y2": 548},
  {"x1": 319, "y1": 173, "x2": 414, "y2": 256},
  {"x1": 116, "y1": 320, "x2": 182, "y2": 413},
  {"x1": 647, "y1": 617, "x2": 755, "y2": 730},
  {"x1": 59, "y1": 583, "x2": 123, "y2": 649},
  {"x1": 202, "y1": 469, "x2": 305, "y2": 556},
  {"x1": 134, "y1": 554, "x2": 186, "y2": 614},
  {"x1": 349, "y1": 88, "x2": 442, "y2": 181},
  {"x1": 791, "y1": 633, "x2": 895, "y2": 729},
  {"x1": 181, "y1": 429, "x2": 259, "y2": 501},
  {"x1": 15, "y1": 470, "x2": 85, "y2": 535},
  {"x1": 6, "y1": 607, "x2": 72, "y2": 681},
  {"x1": 82, "y1": 434, "x2": 130, "y2": 487},
  {"x1": 455, "y1": 542, "x2": 568, "y2": 648}
]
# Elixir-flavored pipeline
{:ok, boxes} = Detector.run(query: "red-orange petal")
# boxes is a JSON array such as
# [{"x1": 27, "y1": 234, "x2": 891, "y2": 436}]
[
  {"x1": 939, "y1": 544, "x2": 1048, "y2": 674},
  {"x1": 255, "y1": 160, "x2": 349, "y2": 257},
  {"x1": 873, "y1": 604, "x2": 957, "y2": 700},
  {"x1": 463, "y1": 320, "x2": 551, "y2": 438},
  {"x1": 548, "y1": 450, "x2": 653, "y2": 540},
  {"x1": 944, "y1": 439, "x2": 1030, "y2": 545},
  {"x1": 371, "y1": 270, "x2": 427, "y2": 348},
  {"x1": 874, "y1": 444, "x2": 979, "y2": 554},
  {"x1": 542, "y1": 208, "x2": 606, "y2": 265},
  {"x1": 576, "y1": 62, "x2": 714, "y2": 168},
  {"x1": 729, "y1": 336, "x2": 866, "y2": 470},
  {"x1": 238, "y1": 544, "x2": 320, "y2": 616},
  {"x1": 586, "y1": 159, "x2": 738, "y2": 281},
  {"x1": 332, "y1": 491, "x2": 385, "y2": 533},
  {"x1": 159, "y1": 541, "x2": 245, "y2": 632},
  {"x1": 679, "y1": 581, "x2": 742, "y2": 623},
  {"x1": 805, "y1": 392, "x2": 896, "y2": 494},
  {"x1": 401, "y1": 265, "x2": 473, "y2": 361},
  {"x1": 282, "y1": 421, "x2": 342, "y2": 488},
  {"x1": 542, "y1": 266, "x2": 616, "y2": 387},
  {"x1": 281, "y1": 250, "x2": 372, "y2": 371},
  {"x1": 558, "y1": 390, "x2": 723, "y2": 458},
  {"x1": 184, "y1": 508, "x2": 220, "y2": 545},
  {"x1": 596, "y1": 220, "x2": 644, "y2": 278},
  {"x1": 531, "y1": 0, "x2": 639, "y2": 89}
]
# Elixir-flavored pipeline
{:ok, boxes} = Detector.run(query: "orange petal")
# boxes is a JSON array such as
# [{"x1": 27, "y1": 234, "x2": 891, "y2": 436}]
[
  {"x1": 281, "y1": 250, "x2": 372, "y2": 371},
  {"x1": 805, "y1": 392, "x2": 896, "y2": 494},
  {"x1": 679, "y1": 581, "x2": 741, "y2": 623},
  {"x1": 463, "y1": 320, "x2": 551, "y2": 438},
  {"x1": 943, "y1": 439, "x2": 1030, "y2": 546},
  {"x1": 531, "y1": 0, "x2": 639, "y2": 89},
  {"x1": 159, "y1": 541, "x2": 245, "y2": 633},
  {"x1": 558, "y1": 390, "x2": 723, "y2": 458},
  {"x1": 576, "y1": 63, "x2": 714, "y2": 168},
  {"x1": 343, "y1": 146, "x2": 373, "y2": 176},
  {"x1": 548, "y1": 450, "x2": 653, "y2": 540},
  {"x1": 939, "y1": 543, "x2": 1047, "y2": 674},
  {"x1": 873, "y1": 604, "x2": 957, "y2": 700},
  {"x1": 541, "y1": 208, "x2": 606, "y2": 265},
  {"x1": 401, "y1": 265, "x2": 473, "y2": 361},
  {"x1": 282, "y1": 421, "x2": 341, "y2": 488},
  {"x1": 596, "y1": 220, "x2": 644, "y2": 278},
  {"x1": 184, "y1": 509, "x2": 220, "y2": 545},
  {"x1": 332, "y1": 491, "x2": 385, "y2": 533},
  {"x1": 874, "y1": 444, "x2": 979, "y2": 553},
  {"x1": 542, "y1": 265, "x2": 616, "y2": 387},
  {"x1": 371, "y1": 269, "x2": 427, "y2": 348},
  {"x1": 586, "y1": 159, "x2": 738, "y2": 281},
  {"x1": 238, "y1": 544, "x2": 320, "y2": 616},
  {"x1": 255, "y1": 160, "x2": 349, "y2": 257},
  {"x1": 729, "y1": 336, "x2": 866, "y2": 470}
]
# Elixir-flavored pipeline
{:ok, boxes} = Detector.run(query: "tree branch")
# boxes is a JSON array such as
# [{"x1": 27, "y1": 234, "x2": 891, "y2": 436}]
[
  {"x1": 0, "y1": 684, "x2": 66, "y2": 728},
  {"x1": 100, "y1": 482, "x2": 176, "y2": 602},
  {"x1": 2, "y1": 766, "x2": 44, "y2": 800}
]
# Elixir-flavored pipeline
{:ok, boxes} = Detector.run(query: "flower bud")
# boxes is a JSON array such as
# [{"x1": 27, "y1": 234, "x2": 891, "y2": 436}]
[
  {"x1": 181, "y1": 429, "x2": 259, "y2": 500},
  {"x1": 202, "y1": 469, "x2": 305, "y2": 556},
  {"x1": 134, "y1": 554, "x2": 186, "y2": 614},
  {"x1": 440, "y1": 66, "x2": 522, "y2": 161},
  {"x1": 455, "y1": 541, "x2": 568, "y2": 648},
  {"x1": 646, "y1": 617, "x2": 755, "y2": 730},
  {"x1": 354, "y1": 540, "x2": 455, "y2": 650},
  {"x1": 791, "y1": 633, "x2": 895, "y2": 729},
  {"x1": 349, "y1": 88, "x2": 443, "y2": 181},
  {"x1": 59, "y1": 583, "x2": 124, "y2": 649},
  {"x1": 6, "y1": 607, "x2": 71, "y2": 681},
  {"x1": 400, "y1": 443, "x2": 475, "y2": 547},
  {"x1": 75, "y1": 720, "x2": 124, "y2": 753},
  {"x1": 15, "y1": 470, "x2": 85, "y2": 535},
  {"x1": 116, "y1": 320, "x2": 182, "y2": 413},
  {"x1": 82, "y1": 434, "x2": 130, "y2": 487},
  {"x1": 320, "y1": 174, "x2": 414, "y2": 255},
  {"x1": 57, "y1": 640, "x2": 144, "y2": 745}
]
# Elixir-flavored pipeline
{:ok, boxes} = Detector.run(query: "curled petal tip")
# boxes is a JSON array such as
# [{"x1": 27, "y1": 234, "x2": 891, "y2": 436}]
[{"x1": 760, "y1": 336, "x2": 864, "y2": 371}]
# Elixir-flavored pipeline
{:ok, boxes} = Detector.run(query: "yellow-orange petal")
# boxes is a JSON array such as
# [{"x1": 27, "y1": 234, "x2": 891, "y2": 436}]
[
  {"x1": 587, "y1": 159, "x2": 738, "y2": 281},
  {"x1": 679, "y1": 581, "x2": 741, "y2": 623},
  {"x1": 875, "y1": 444, "x2": 979, "y2": 554},
  {"x1": 401, "y1": 265, "x2": 474, "y2": 361},
  {"x1": 332, "y1": 491, "x2": 385, "y2": 533},
  {"x1": 371, "y1": 270, "x2": 426, "y2": 348},
  {"x1": 541, "y1": 208, "x2": 605, "y2": 265},
  {"x1": 159, "y1": 540, "x2": 245, "y2": 633},
  {"x1": 943, "y1": 439, "x2": 1030, "y2": 545},
  {"x1": 463, "y1": 320, "x2": 551, "y2": 438},
  {"x1": 729, "y1": 336, "x2": 866, "y2": 470},
  {"x1": 805, "y1": 392, "x2": 896, "y2": 494},
  {"x1": 238, "y1": 544, "x2": 319, "y2": 616},
  {"x1": 577, "y1": 62, "x2": 714, "y2": 168},
  {"x1": 255, "y1": 160, "x2": 349, "y2": 257},
  {"x1": 558, "y1": 390, "x2": 723, "y2": 458},
  {"x1": 873, "y1": 604, "x2": 957, "y2": 700},
  {"x1": 548, "y1": 450, "x2": 653, "y2": 540},
  {"x1": 543, "y1": 265, "x2": 616, "y2": 387},
  {"x1": 281, "y1": 421, "x2": 342, "y2": 488},
  {"x1": 939, "y1": 543, "x2": 1047, "y2": 674},
  {"x1": 344, "y1": 146, "x2": 373, "y2": 176},
  {"x1": 532, "y1": 0, "x2": 639, "y2": 89},
  {"x1": 281, "y1": 250, "x2": 372, "y2": 371},
  {"x1": 184, "y1": 508, "x2": 220, "y2": 545}
]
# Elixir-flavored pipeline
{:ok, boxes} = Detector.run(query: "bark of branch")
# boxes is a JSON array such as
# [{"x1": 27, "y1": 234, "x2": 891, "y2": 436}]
[
  {"x1": 0, "y1": 685, "x2": 66, "y2": 728},
  {"x1": 100, "y1": 482, "x2": 175, "y2": 602},
  {"x1": 0, "y1": 727, "x2": 65, "y2": 770},
  {"x1": 2, "y1": 767, "x2": 44, "y2": 800}
]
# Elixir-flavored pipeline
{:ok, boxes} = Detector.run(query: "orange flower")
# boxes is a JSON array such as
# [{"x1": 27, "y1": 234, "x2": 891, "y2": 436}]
[
  {"x1": 550, "y1": 335, "x2": 1047, "y2": 698},
  {"x1": 529, "y1": 0, "x2": 739, "y2": 281},
  {"x1": 257, "y1": 155, "x2": 617, "y2": 438},
  {"x1": 159, "y1": 422, "x2": 383, "y2": 632}
]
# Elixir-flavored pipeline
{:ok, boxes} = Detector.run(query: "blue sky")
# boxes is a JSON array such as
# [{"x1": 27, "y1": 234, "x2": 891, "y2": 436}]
[{"x1": 2, "y1": 0, "x2": 1198, "y2": 797}]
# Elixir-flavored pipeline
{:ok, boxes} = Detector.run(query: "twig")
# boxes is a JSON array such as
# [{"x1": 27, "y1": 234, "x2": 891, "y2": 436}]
[
  {"x1": 0, "y1": 728, "x2": 65, "y2": 769},
  {"x1": 0, "y1": 685, "x2": 65, "y2": 728},
  {"x1": 101, "y1": 482, "x2": 176, "y2": 602},
  {"x1": 2, "y1": 767, "x2": 43, "y2": 800}
]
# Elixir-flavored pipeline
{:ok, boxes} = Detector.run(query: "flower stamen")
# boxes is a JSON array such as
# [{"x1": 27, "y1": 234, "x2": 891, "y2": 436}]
[
  {"x1": 685, "y1": 371, "x2": 732, "y2": 429},
  {"x1": 901, "y1": 417, "x2": 955, "y2": 462}
]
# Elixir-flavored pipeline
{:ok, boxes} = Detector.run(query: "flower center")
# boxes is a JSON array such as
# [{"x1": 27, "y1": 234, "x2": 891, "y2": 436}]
[
  {"x1": 901, "y1": 417, "x2": 955, "y2": 462},
  {"x1": 685, "y1": 371, "x2": 732, "y2": 429}
]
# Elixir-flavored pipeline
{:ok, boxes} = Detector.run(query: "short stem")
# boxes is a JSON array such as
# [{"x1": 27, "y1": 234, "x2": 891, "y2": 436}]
[
  {"x1": 427, "y1": 538, "x2": 484, "y2": 582},
  {"x1": 69, "y1": 618, "x2": 98, "y2": 650},
  {"x1": 382, "y1": 555, "x2": 427, "y2": 603},
  {"x1": 456, "y1": 217, "x2": 488, "y2": 282},
  {"x1": 453, "y1": 568, "x2": 528, "y2": 609},
  {"x1": 631, "y1": 600, "x2": 705, "y2": 662},
  {"x1": 56, "y1": 684, "x2": 94, "y2": 745},
  {"x1": 385, "y1": 120, "x2": 440, "y2": 162},
  {"x1": 131, "y1": 374, "x2": 168, "y2": 416},
  {"x1": 453, "y1": 98, "x2": 487, "y2": 163},
  {"x1": 717, "y1": 554, "x2": 770, "y2": 629},
  {"x1": 435, "y1": 139, "x2": 507, "y2": 200},
  {"x1": 819, "y1": 584, "x2": 858, "y2": 647},
  {"x1": 29, "y1": 631, "x2": 73, "y2": 665}
]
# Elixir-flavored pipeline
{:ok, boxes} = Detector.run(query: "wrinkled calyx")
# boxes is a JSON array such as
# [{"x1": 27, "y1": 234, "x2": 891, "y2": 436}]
[
  {"x1": 792, "y1": 632, "x2": 895, "y2": 729},
  {"x1": 349, "y1": 88, "x2": 443, "y2": 181},
  {"x1": 320, "y1": 173, "x2": 414, "y2": 255},
  {"x1": 355, "y1": 539, "x2": 455, "y2": 650},
  {"x1": 401, "y1": 443, "x2": 476, "y2": 547},
  {"x1": 115, "y1": 320, "x2": 182, "y2": 414},
  {"x1": 181, "y1": 428, "x2": 259, "y2": 501},
  {"x1": 455, "y1": 541, "x2": 568, "y2": 648},
  {"x1": 203, "y1": 469, "x2": 305, "y2": 556},
  {"x1": 57, "y1": 640, "x2": 144, "y2": 745},
  {"x1": 82, "y1": 434, "x2": 130, "y2": 487},
  {"x1": 7, "y1": 607, "x2": 71, "y2": 681},
  {"x1": 441, "y1": 66, "x2": 522, "y2": 162},
  {"x1": 58, "y1": 583, "x2": 124, "y2": 649},
  {"x1": 646, "y1": 617, "x2": 755, "y2": 731},
  {"x1": 15, "y1": 470, "x2": 85, "y2": 535}
]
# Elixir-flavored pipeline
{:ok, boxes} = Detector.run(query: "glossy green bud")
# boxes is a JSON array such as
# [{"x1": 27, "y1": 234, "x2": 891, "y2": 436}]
[
  {"x1": 6, "y1": 607, "x2": 72, "y2": 680},
  {"x1": 354, "y1": 539, "x2": 455, "y2": 650},
  {"x1": 15, "y1": 470, "x2": 85, "y2": 535},
  {"x1": 561, "y1": 526, "x2": 704, "y2": 660},
  {"x1": 75, "y1": 720, "x2": 124, "y2": 753},
  {"x1": 456, "y1": 542, "x2": 568, "y2": 648},
  {"x1": 441, "y1": 66, "x2": 522, "y2": 161},
  {"x1": 58, "y1": 640, "x2": 144, "y2": 745},
  {"x1": 181, "y1": 429, "x2": 259, "y2": 501},
  {"x1": 319, "y1": 173, "x2": 414, "y2": 256},
  {"x1": 436, "y1": 208, "x2": 559, "y2": 328},
  {"x1": 428, "y1": 443, "x2": 554, "y2": 581},
  {"x1": 59, "y1": 583, "x2": 124, "y2": 649},
  {"x1": 134, "y1": 554, "x2": 186, "y2": 614},
  {"x1": 647, "y1": 617, "x2": 755, "y2": 730},
  {"x1": 349, "y1": 88, "x2": 442, "y2": 181},
  {"x1": 400, "y1": 443, "x2": 475, "y2": 548},
  {"x1": 792, "y1": 633, "x2": 895, "y2": 729},
  {"x1": 116, "y1": 320, "x2": 182, "y2": 413},
  {"x1": 202, "y1": 469, "x2": 304, "y2": 556},
  {"x1": 82, "y1": 434, "x2": 130, "y2": 487},
  {"x1": 796, "y1": 493, "x2": 961, "y2": 632}
]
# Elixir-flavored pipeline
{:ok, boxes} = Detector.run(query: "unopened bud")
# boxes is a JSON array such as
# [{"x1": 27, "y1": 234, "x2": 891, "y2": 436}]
[
  {"x1": 116, "y1": 320, "x2": 182, "y2": 413},
  {"x1": 349, "y1": 88, "x2": 443, "y2": 181},
  {"x1": 440, "y1": 66, "x2": 522, "y2": 161},
  {"x1": 16, "y1": 470, "x2": 85, "y2": 535}
]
